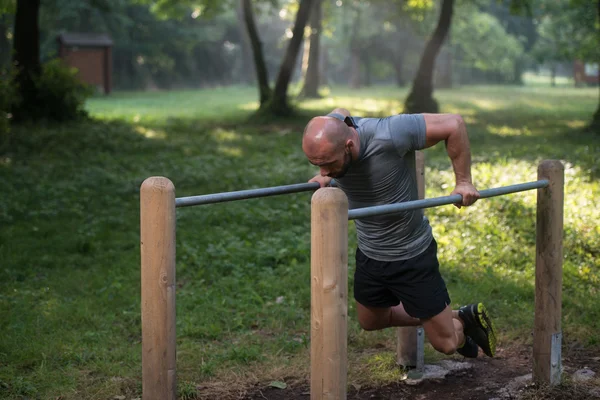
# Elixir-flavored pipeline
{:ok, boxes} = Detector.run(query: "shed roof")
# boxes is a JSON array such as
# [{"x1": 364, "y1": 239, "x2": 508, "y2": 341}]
[{"x1": 57, "y1": 32, "x2": 113, "y2": 47}]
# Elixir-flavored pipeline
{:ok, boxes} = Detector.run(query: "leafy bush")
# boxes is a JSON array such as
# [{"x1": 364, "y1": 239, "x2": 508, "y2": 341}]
[{"x1": 32, "y1": 59, "x2": 95, "y2": 121}]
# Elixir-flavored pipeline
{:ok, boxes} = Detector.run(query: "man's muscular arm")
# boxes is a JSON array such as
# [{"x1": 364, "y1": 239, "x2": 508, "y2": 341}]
[{"x1": 422, "y1": 113, "x2": 480, "y2": 208}]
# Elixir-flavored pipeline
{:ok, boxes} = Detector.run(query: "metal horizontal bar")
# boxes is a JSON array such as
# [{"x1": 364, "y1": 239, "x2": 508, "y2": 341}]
[
  {"x1": 348, "y1": 180, "x2": 549, "y2": 221},
  {"x1": 176, "y1": 181, "x2": 336, "y2": 208}
]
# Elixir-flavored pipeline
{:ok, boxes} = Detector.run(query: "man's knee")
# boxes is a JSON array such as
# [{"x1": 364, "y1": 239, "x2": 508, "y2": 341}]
[
  {"x1": 358, "y1": 314, "x2": 384, "y2": 331},
  {"x1": 357, "y1": 307, "x2": 391, "y2": 331},
  {"x1": 430, "y1": 336, "x2": 459, "y2": 355}
]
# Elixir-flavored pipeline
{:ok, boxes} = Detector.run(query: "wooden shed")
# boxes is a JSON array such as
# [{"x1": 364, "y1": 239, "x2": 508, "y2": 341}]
[
  {"x1": 57, "y1": 33, "x2": 113, "y2": 94},
  {"x1": 574, "y1": 60, "x2": 599, "y2": 86}
]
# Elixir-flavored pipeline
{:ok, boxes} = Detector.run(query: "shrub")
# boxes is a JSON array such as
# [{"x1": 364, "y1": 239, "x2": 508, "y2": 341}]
[{"x1": 32, "y1": 58, "x2": 95, "y2": 121}]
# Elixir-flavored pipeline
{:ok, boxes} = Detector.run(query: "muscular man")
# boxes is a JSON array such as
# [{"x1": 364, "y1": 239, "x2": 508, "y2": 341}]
[{"x1": 302, "y1": 108, "x2": 496, "y2": 358}]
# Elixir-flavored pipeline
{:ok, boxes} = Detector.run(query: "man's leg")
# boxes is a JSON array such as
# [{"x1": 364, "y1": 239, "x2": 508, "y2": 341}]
[
  {"x1": 420, "y1": 304, "x2": 466, "y2": 355},
  {"x1": 356, "y1": 301, "x2": 480, "y2": 357},
  {"x1": 355, "y1": 301, "x2": 421, "y2": 331}
]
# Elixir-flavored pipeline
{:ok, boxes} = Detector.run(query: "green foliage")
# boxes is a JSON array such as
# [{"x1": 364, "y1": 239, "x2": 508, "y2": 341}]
[
  {"x1": 39, "y1": 0, "x2": 246, "y2": 90},
  {"x1": 532, "y1": 0, "x2": 599, "y2": 64},
  {"x1": 178, "y1": 380, "x2": 199, "y2": 399},
  {"x1": 32, "y1": 59, "x2": 94, "y2": 121},
  {"x1": 452, "y1": 3, "x2": 524, "y2": 81},
  {"x1": 145, "y1": 0, "x2": 234, "y2": 20},
  {"x1": 0, "y1": 0, "x2": 15, "y2": 14}
]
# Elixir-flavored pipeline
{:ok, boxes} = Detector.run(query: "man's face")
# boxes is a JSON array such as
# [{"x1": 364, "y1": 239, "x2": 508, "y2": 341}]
[{"x1": 305, "y1": 144, "x2": 353, "y2": 179}]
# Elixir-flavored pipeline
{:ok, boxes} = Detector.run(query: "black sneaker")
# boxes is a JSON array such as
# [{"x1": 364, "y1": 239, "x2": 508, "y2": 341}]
[
  {"x1": 456, "y1": 335, "x2": 478, "y2": 358},
  {"x1": 458, "y1": 303, "x2": 497, "y2": 357}
]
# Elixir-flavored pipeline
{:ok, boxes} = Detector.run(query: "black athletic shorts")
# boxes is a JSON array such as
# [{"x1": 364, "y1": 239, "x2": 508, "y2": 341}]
[{"x1": 353, "y1": 238, "x2": 451, "y2": 319}]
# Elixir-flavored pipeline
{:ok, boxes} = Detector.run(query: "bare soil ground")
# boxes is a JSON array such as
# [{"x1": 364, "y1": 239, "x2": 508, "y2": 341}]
[{"x1": 237, "y1": 344, "x2": 600, "y2": 400}]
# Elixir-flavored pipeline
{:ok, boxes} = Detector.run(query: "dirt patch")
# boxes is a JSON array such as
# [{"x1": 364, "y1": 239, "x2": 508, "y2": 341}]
[{"x1": 238, "y1": 344, "x2": 600, "y2": 400}]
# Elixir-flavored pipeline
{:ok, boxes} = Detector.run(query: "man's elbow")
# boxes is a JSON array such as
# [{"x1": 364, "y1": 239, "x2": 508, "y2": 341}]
[
  {"x1": 450, "y1": 114, "x2": 465, "y2": 134},
  {"x1": 332, "y1": 108, "x2": 351, "y2": 117}
]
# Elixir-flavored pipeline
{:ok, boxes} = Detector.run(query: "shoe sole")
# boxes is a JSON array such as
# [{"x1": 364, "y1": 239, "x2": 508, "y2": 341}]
[{"x1": 475, "y1": 303, "x2": 497, "y2": 357}]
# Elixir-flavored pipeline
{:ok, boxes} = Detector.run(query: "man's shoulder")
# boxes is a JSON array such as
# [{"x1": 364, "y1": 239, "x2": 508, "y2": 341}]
[{"x1": 356, "y1": 116, "x2": 396, "y2": 139}]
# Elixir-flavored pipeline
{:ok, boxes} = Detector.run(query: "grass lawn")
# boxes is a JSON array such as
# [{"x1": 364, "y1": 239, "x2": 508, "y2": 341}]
[{"x1": 0, "y1": 84, "x2": 599, "y2": 399}]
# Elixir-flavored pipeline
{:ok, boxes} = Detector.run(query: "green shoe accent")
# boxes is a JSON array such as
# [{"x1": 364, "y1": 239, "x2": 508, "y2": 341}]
[
  {"x1": 458, "y1": 303, "x2": 497, "y2": 358},
  {"x1": 475, "y1": 303, "x2": 497, "y2": 357}
]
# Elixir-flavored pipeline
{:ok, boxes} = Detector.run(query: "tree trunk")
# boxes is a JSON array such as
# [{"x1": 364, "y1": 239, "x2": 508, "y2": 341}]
[
  {"x1": 437, "y1": 49, "x2": 453, "y2": 89},
  {"x1": 550, "y1": 64, "x2": 556, "y2": 87},
  {"x1": 393, "y1": 54, "x2": 404, "y2": 87},
  {"x1": 301, "y1": 0, "x2": 322, "y2": 98},
  {"x1": 349, "y1": 49, "x2": 361, "y2": 89},
  {"x1": 268, "y1": 0, "x2": 314, "y2": 115},
  {"x1": 0, "y1": 14, "x2": 11, "y2": 68},
  {"x1": 241, "y1": 0, "x2": 271, "y2": 106},
  {"x1": 348, "y1": 10, "x2": 361, "y2": 89},
  {"x1": 512, "y1": 57, "x2": 525, "y2": 85},
  {"x1": 12, "y1": 0, "x2": 41, "y2": 122},
  {"x1": 404, "y1": 0, "x2": 454, "y2": 114},
  {"x1": 364, "y1": 54, "x2": 371, "y2": 87},
  {"x1": 236, "y1": 0, "x2": 255, "y2": 85},
  {"x1": 320, "y1": 45, "x2": 328, "y2": 85}
]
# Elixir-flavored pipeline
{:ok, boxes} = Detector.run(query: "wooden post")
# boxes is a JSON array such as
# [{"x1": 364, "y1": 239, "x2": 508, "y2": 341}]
[
  {"x1": 396, "y1": 151, "x2": 425, "y2": 370},
  {"x1": 311, "y1": 188, "x2": 348, "y2": 400},
  {"x1": 140, "y1": 177, "x2": 177, "y2": 400},
  {"x1": 533, "y1": 160, "x2": 564, "y2": 385}
]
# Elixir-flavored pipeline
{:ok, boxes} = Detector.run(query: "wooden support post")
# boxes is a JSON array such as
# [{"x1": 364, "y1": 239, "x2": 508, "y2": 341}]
[
  {"x1": 140, "y1": 177, "x2": 177, "y2": 400},
  {"x1": 533, "y1": 160, "x2": 564, "y2": 385},
  {"x1": 311, "y1": 188, "x2": 349, "y2": 400},
  {"x1": 397, "y1": 151, "x2": 425, "y2": 370}
]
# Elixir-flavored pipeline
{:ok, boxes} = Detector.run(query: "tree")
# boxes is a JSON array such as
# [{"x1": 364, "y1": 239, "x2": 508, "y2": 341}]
[
  {"x1": 452, "y1": 3, "x2": 524, "y2": 85},
  {"x1": 404, "y1": 0, "x2": 454, "y2": 113},
  {"x1": 235, "y1": 0, "x2": 255, "y2": 84},
  {"x1": 268, "y1": 0, "x2": 313, "y2": 115},
  {"x1": 241, "y1": 0, "x2": 271, "y2": 104},
  {"x1": 531, "y1": 0, "x2": 599, "y2": 129},
  {"x1": 487, "y1": 0, "x2": 537, "y2": 85},
  {"x1": 0, "y1": 13, "x2": 11, "y2": 68},
  {"x1": 243, "y1": 0, "x2": 314, "y2": 116},
  {"x1": 11, "y1": 0, "x2": 40, "y2": 121},
  {"x1": 301, "y1": 0, "x2": 321, "y2": 98},
  {"x1": 532, "y1": 5, "x2": 576, "y2": 87}
]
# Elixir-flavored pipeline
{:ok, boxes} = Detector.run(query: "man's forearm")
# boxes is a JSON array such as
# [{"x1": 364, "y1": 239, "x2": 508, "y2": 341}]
[{"x1": 446, "y1": 119, "x2": 473, "y2": 185}]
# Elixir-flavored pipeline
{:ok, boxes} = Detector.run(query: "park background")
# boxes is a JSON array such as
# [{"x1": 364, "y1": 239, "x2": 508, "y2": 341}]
[{"x1": 0, "y1": 0, "x2": 599, "y2": 399}]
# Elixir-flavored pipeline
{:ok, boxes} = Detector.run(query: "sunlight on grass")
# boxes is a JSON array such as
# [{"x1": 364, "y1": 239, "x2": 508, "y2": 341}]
[
  {"x1": 134, "y1": 125, "x2": 166, "y2": 139},
  {"x1": 442, "y1": 106, "x2": 477, "y2": 116},
  {"x1": 566, "y1": 120, "x2": 587, "y2": 129},
  {"x1": 217, "y1": 145, "x2": 243, "y2": 157},
  {"x1": 487, "y1": 125, "x2": 532, "y2": 137},
  {"x1": 473, "y1": 98, "x2": 502, "y2": 110},
  {"x1": 522, "y1": 72, "x2": 575, "y2": 87},
  {"x1": 210, "y1": 128, "x2": 252, "y2": 143},
  {"x1": 521, "y1": 99, "x2": 557, "y2": 111},
  {"x1": 301, "y1": 95, "x2": 403, "y2": 116},
  {"x1": 364, "y1": 353, "x2": 407, "y2": 382},
  {"x1": 239, "y1": 101, "x2": 260, "y2": 111}
]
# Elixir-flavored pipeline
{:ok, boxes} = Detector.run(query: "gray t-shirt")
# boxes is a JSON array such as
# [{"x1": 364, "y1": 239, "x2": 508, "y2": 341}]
[{"x1": 335, "y1": 114, "x2": 433, "y2": 261}]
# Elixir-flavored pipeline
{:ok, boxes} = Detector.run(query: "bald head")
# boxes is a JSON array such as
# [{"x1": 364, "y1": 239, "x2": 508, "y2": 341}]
[
  {"x1": 302, "y1": 116, "x2": 352, "y2": 160},
  {"x1": 302, "y1": 115, "x2": 360, "y2": 179}
]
